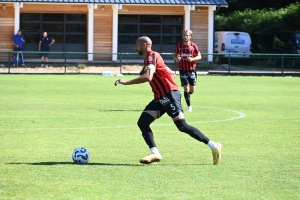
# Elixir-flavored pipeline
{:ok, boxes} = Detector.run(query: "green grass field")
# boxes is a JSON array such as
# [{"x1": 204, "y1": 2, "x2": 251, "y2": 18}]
[{"x1": 0, "y1": 75, "x2": 299, "y2": 200}]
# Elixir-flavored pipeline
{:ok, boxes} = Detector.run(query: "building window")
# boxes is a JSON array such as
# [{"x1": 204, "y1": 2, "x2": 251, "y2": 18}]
[
  {"x1": 20, "y1": 14, "x2": 86, "y2": 44},
  {"x1": 118, "y1": 15, "x2": 183, "y2": 45},
  {"x1": 20, "y1": 13, "x2": 87, "y2": 58}
]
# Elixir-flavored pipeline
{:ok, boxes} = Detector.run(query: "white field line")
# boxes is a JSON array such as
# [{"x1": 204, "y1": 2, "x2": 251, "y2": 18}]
[{"x1": 0, "y1": 100, "x2": 246, "y2": 131}]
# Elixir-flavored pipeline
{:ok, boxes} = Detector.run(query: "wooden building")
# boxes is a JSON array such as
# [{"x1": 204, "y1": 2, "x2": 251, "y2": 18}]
[{"x1": 0, "y1": 0, "x2": 228, "y2": 62}]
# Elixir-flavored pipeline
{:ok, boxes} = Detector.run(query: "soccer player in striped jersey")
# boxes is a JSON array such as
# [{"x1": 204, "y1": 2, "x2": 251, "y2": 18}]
[
  {"x1": 115, "y1": 36, "x2": 222, "y2": 165},
  {"x1": 173, "y1": 30, "x2": 202, "y2": 112}
]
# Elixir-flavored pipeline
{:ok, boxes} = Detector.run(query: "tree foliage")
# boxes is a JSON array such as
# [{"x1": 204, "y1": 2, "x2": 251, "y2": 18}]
[
  {"x1": 222, "y1": 0, "x2": 300, "y2": 14},
  {"x1": 215, "y1": 3, "x2": 300, "y2": 52}
]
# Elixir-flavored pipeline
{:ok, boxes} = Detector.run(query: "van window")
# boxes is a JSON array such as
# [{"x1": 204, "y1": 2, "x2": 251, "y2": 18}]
[
  {"x1": 296, "y1": 33, "x2": 300, "y2": 44},
  {"x1": 295, "y1": 33, "x2": 300, "y2": 49}
]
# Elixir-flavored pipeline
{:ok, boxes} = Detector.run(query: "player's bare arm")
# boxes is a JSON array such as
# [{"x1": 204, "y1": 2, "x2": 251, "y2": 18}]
[
  {"x1": 173, "y1": 52, "x2": 181, "y2": 62},
  {"x1": 187, "y1": 52, "x2": 202, "y2": 62},
  {"x1": 115, "y1": 64, "x2": 156, "y2": 86}
]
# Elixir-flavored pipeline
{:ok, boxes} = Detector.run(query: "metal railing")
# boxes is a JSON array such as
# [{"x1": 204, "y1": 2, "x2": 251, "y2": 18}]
[{"x1": 0, "y1": 51, "x2": 299, "y2": 75}]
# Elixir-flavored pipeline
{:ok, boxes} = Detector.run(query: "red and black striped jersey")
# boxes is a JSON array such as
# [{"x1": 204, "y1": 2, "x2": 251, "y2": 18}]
[
  {"x1": 142, "y1": 51, "x2": 179, "y2": 99},
  {"x1": 175, "y1": 41, "x2": 200, "y2": 71}
]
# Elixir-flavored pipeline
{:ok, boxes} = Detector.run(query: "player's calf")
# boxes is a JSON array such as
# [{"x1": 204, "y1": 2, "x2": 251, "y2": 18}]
[{"x1": 174, "y1": 119, "x2": 209, "y2": 144}]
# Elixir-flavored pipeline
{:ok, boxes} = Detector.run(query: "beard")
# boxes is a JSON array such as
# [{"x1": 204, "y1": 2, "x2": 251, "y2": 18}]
[{"x1": 137, "y1": 50, "x2": 143, "y2": 56}]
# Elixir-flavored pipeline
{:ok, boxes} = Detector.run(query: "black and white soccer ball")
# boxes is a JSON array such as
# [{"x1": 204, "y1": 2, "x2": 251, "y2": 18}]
[{"x1": 72, "y1": 147, "x2": 90, "y2": 164}]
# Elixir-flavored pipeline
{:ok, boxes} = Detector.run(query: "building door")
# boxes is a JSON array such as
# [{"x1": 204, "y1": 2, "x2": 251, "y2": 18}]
[
  {"x1": 118, "y1": 15, "x2": 183, "y2": 60},
  {"x1": 20, "y1": 14, "x2": 87, "y2": 59}
]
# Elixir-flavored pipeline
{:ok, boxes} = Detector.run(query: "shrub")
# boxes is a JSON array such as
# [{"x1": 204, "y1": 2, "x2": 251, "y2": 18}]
[{"x1": 78, "y1": 63, "x2": 86, "y2": 69}]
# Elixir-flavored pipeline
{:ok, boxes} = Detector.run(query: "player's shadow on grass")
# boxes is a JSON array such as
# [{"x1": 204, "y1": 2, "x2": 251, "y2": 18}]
[
  {"x1": 8, "y1": 162, "x2": 142, "y2": 166},
  {"x1": 8, "y1": 162, "x2": 207, "y2": 166}
]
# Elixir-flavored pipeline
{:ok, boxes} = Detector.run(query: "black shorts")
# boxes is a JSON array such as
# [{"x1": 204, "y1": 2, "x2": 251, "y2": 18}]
[
  {"x1": 179, "y1": 70, "x2": 197, "y2": 87},
  {"x1": 40, "y1": 49, "x2": 50, "y2": 57},
  {"x1": 143, "y1": 90, "x2": 183, "y2": 119}
]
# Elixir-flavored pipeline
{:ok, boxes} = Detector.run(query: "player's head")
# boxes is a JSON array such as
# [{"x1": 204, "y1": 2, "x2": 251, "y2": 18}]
[
  {"x1": 182, "y1": 30, "x2": 193, "y2": 42},
  {"x1": 17, "y1": 30, "x2": 22, "y2": 36},
  {"x1": 134, "y1": 36, "x2": 152, "y2": 56},
  {"x1": 43, "y1": 32, "x2": 48, "y2": 37}
]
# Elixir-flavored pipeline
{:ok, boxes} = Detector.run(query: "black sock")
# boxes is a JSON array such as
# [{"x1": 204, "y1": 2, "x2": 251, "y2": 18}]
[
  {"x1": 137, "y1": 112, "x2": 156, "y2": 148},
  {"x1": 184, "y1": 92, "x2": 191, "y2": 106},
  {"x1": 174, "y1": 119, "x2": 209, "y2": 144}
]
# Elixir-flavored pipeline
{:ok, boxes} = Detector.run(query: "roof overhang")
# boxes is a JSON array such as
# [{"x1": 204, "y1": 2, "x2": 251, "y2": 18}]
[{"x1": 0, "y1": 0, "x2": 228, "y2": 6}]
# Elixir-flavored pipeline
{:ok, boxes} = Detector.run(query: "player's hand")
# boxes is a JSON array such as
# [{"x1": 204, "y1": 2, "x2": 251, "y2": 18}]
[
  {"x1": 114, "y1": 79, "x2": 128, "y2": 86},
  {"x1": 170, "y1": 71, "x2": 176, "y2": 79},
  {"x1": 187, "y1": 57, "x2": 194, "y2": 62},
  {"x1": 114, "y1": 79, "x2": 120, "y2": 86},
  {"x1": 177, "y1": 54, "x2": 181, "y2": 62},
  {"x1": 172, "y1": 72, "x2": 176, "y2": 79}
]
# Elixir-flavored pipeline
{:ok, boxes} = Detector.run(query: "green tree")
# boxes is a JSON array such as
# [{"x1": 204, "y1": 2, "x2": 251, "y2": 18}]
[
  {"x1": 215, "y1": 3, "x2": 300, "y2": 52},
  {"x1": 221, "y1": 0, "x2": 300, "y2": 13}
]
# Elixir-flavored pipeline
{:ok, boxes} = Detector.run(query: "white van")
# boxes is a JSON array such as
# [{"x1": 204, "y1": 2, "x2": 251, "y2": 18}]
[{"x1": 214, "y1": 31, "x2": 252, "y2": 62}]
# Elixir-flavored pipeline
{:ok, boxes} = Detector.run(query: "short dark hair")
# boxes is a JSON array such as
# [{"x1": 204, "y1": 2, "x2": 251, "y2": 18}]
[{"x1": 18, "y1": 30, "x2": 22, "y2": 32}]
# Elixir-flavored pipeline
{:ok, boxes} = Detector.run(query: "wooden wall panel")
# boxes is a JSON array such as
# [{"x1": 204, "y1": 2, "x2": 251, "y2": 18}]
[
  {"x1": 0, "y1": 4, "x2": 15, "y2": 52},
  {"x1": 21, "y1": 4, "x2": 87, "y2": 13},
  {"x1": 93, "y1": 9, "x2": 113, "y2": 60},
  {"x1": 191, "y1": 7, "x2": 209, "y2": 53}
]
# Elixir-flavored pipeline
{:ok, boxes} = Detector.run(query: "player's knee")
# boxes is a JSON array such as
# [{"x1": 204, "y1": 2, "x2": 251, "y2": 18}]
[
  {"x1": 174, "y1": 119, "x2": 190, "y2": 133},
  {"x1": 189, "y1": 87, "x2": 195, "y2": 94},
  {"x1": 183, "y1": 87, "x2": 189, "y2": 93},
  {"x1": 137, "y1": 112, "x2": 154, "y2": 131}
]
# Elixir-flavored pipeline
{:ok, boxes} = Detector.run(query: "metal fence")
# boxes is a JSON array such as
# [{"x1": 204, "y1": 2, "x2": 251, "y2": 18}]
[{"x1": 0, "y1": 51, "x2": 299, "y2": 75}]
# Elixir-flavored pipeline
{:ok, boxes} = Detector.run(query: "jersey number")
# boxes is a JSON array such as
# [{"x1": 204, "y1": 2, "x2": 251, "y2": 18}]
[{"x1": 170, "y1": 103, "x2": 176, "y2": 111}]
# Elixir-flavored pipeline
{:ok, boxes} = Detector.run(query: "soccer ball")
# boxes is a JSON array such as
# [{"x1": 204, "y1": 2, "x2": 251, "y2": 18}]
[{"x1": 72, "y1": 147, "x2": 90, "y2": 164}]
